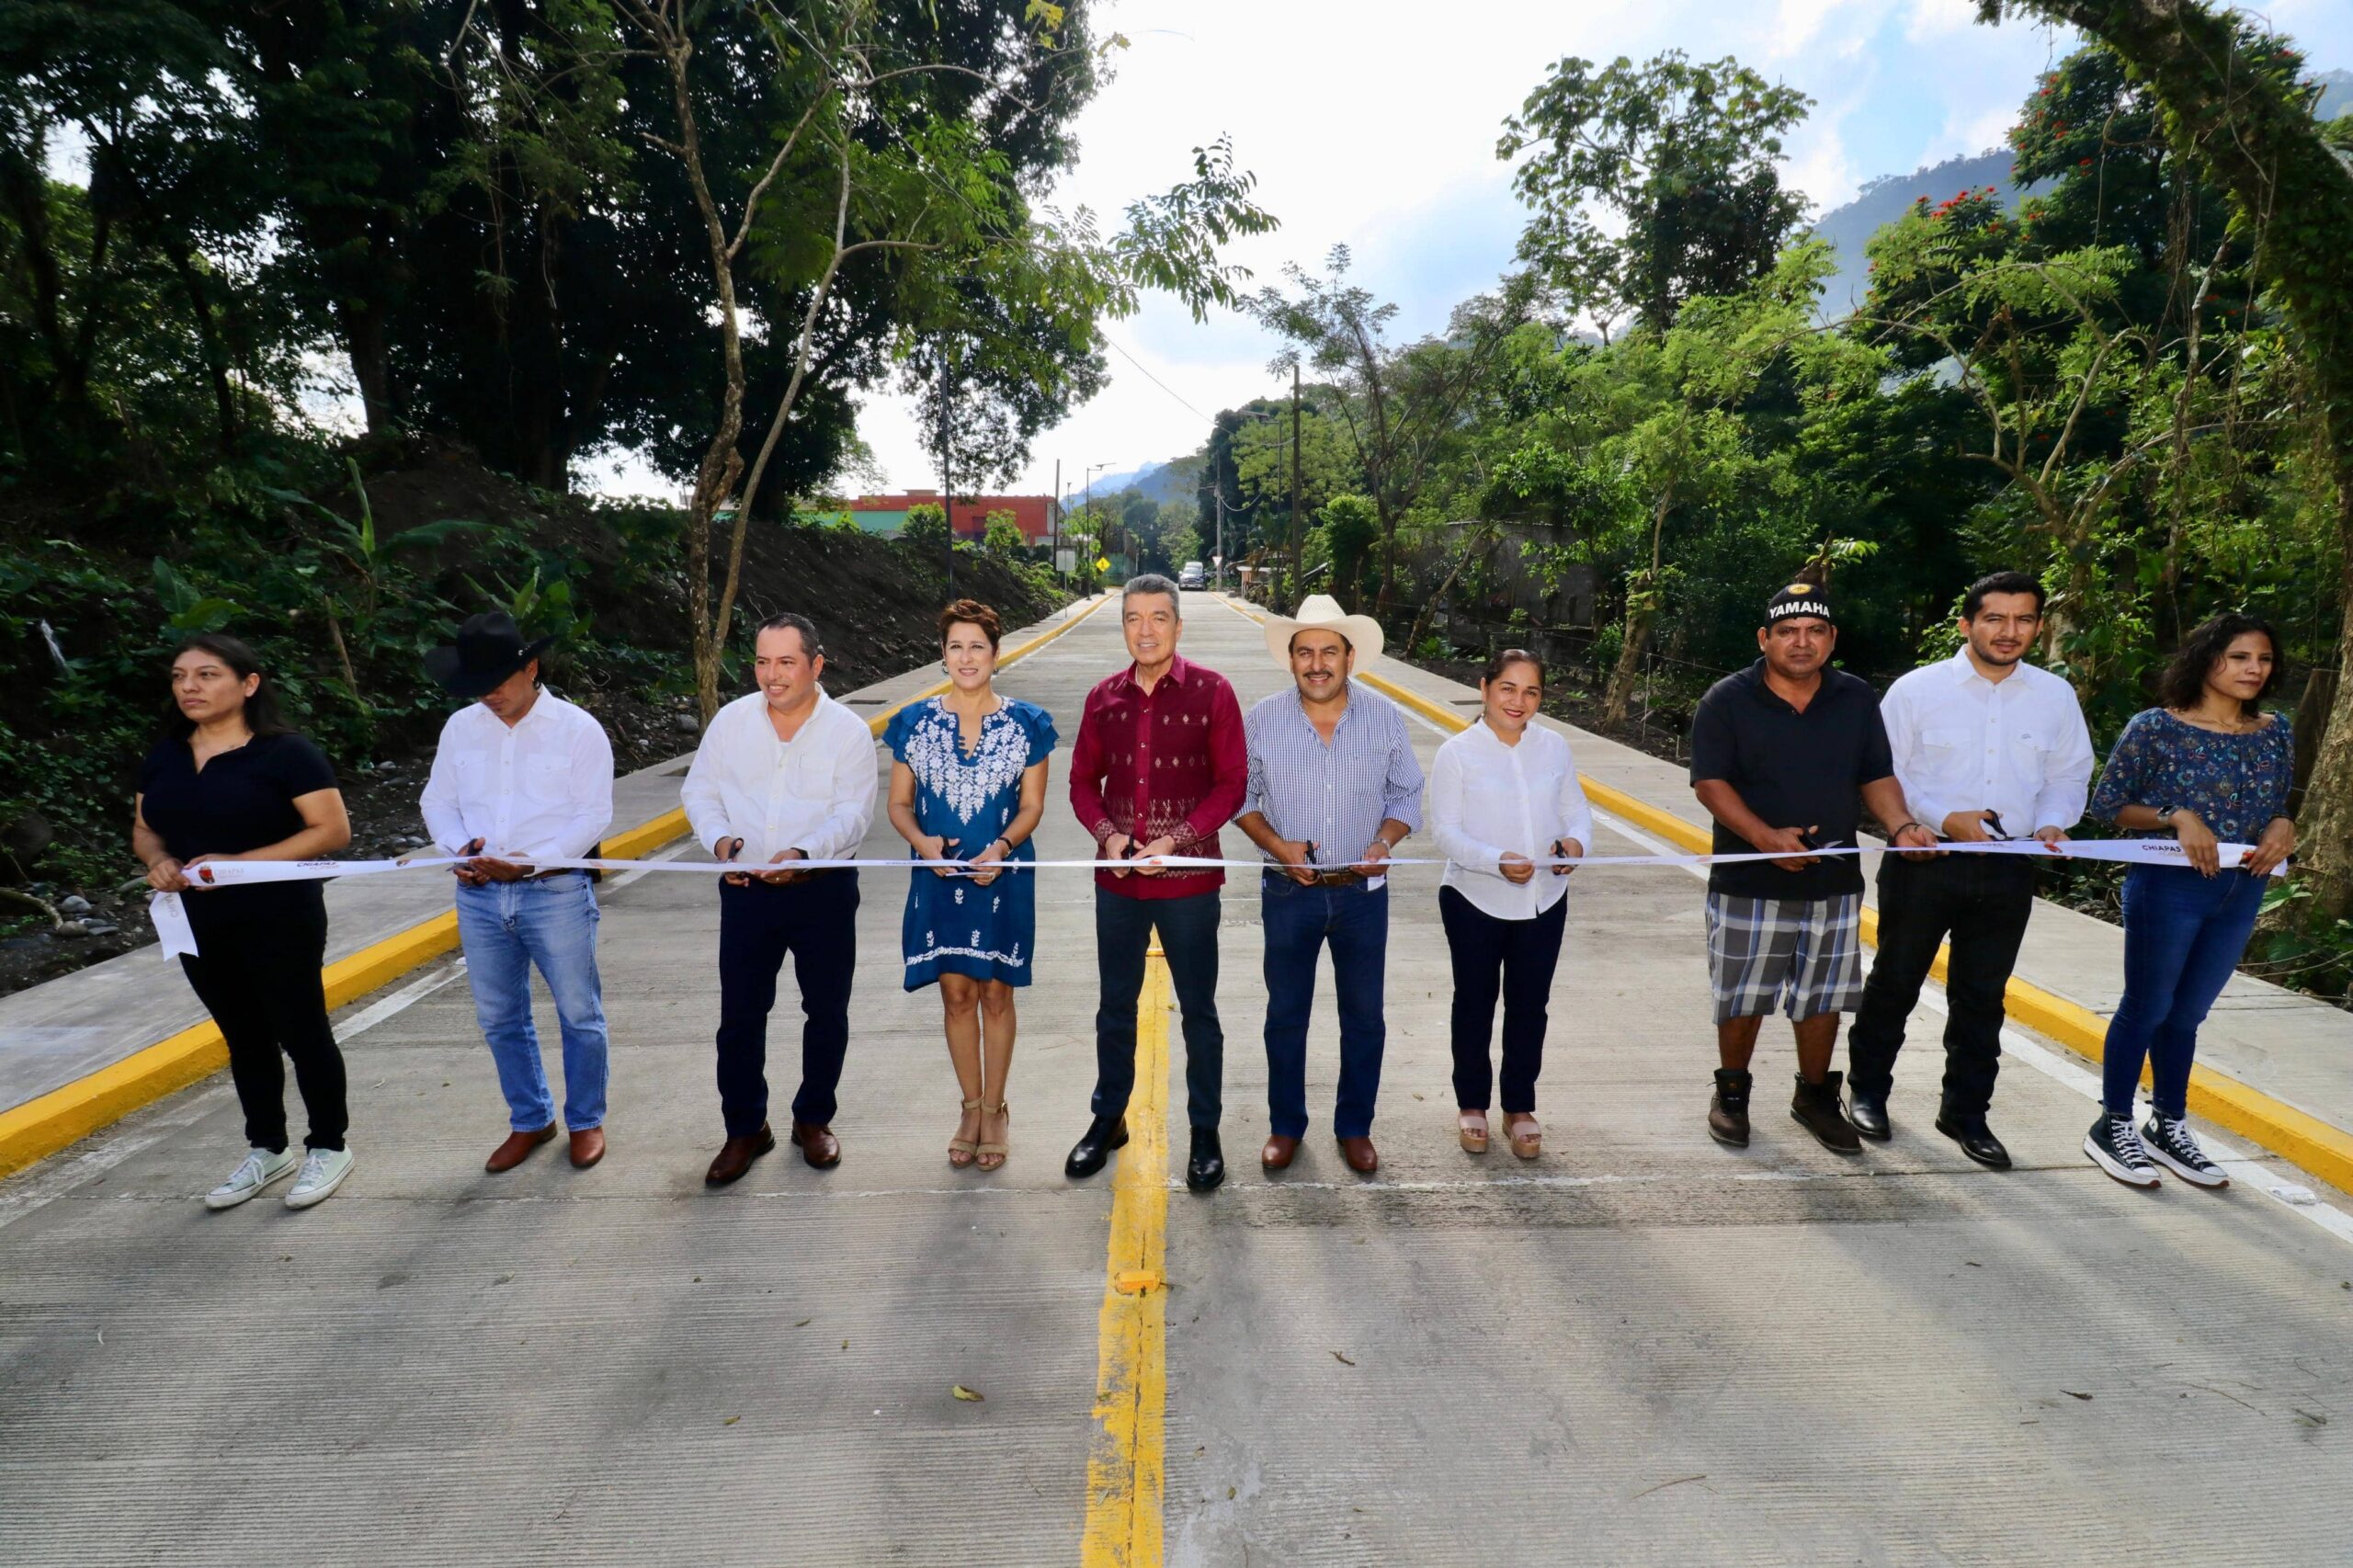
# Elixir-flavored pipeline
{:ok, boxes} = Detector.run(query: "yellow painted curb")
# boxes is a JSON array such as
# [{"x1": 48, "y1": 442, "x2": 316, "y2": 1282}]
[
  {"x1": 1081, "y1": 949, "x2": 1170, "y2": 1567},
  {"x1": 1354, "y1": 667, "x2": 2353, "y2": 1198},
  {"x1": 0, "y1": 595, "x2": 1108, "y2": 1181}
]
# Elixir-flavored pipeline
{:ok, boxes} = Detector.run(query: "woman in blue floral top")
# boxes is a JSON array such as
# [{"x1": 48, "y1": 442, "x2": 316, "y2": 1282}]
[
  {"x1": 885, "y1": 599, "x2": 1057, "y2": 1172},
  {"x1": 2081, "y1": 613, "x2": 2296, "y2": 1190}
]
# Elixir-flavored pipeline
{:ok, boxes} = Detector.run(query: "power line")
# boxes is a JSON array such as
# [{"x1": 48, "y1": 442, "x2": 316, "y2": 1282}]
[{"x1": 1102, "y1": 335, "x2": 1213, "y2": 424}]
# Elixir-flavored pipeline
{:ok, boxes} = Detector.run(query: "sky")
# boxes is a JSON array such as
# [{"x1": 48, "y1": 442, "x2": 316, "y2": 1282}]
[{"x1": 590, "y1": 0, "x2": 2351, "y2": 506}]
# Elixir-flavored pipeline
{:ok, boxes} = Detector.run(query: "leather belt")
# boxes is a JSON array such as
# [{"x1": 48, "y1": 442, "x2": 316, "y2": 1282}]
[{"x1": 1267, "y1": 867, "x2": 1368, "y2": 887}]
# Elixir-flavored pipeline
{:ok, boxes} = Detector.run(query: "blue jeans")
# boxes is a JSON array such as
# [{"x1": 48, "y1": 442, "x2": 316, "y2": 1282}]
[
  {"x1": 1261, "y1": 875, "x2": 1389, "y2": 1140},
  {"x1": 1091, "y1": 888, "x2": 1224, "y2": 1130},
  {"x1": 2102, "y1": 864, "x2": 2267, "y2": 1119},
  {"x1": 455, "y1": 872, "x2": 609, "y2": 1131}
]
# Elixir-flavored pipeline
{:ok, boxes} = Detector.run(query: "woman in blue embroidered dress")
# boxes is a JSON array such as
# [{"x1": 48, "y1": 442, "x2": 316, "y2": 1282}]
[
  {"x1": 2081, "y1": 613, "x2": 2296, "y2": 1191},
  {"x1": 885, "y1": 599, "x2": 1057, "y2": 1172}
]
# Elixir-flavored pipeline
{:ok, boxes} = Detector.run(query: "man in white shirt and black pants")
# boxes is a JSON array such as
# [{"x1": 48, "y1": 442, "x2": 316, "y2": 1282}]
[
  {"x1": 1845, "y1": 572, "x2": 2095, "y2": 1166},
  {"x1": 682, "y1": 612, "x2": 878, "y2": 1186},
  {"x1": 421, "y1": 613, "x2": 617, "y2": 1174}
]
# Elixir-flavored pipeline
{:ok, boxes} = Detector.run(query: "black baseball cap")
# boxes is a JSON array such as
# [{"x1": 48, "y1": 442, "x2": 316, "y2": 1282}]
[{"x1": 1765, "y1": 581, "x2": 1834, "y2": 628}]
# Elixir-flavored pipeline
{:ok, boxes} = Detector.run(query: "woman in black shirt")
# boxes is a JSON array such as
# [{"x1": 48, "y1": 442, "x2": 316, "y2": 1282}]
[{"x1": 132, "y1": 633, "x2": 356, "y2": 1210}]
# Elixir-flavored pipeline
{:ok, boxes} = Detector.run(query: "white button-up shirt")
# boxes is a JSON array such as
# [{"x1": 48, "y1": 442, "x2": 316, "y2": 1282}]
[
  {"x1": 419, "y1": 689, "x2": 614, "y2": 860},
  {"x1": 681, "y1": 688, "x2": 879, "y2": 864},
  {"x1": 1427, "y1": 718, "x2": 1595, "y2": 920},
  {"x1": 1880, "y1": 649, "x2": 2094, "y2": 836}
]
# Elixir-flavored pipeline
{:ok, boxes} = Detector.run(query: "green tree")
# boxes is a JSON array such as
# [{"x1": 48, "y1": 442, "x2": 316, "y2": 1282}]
[
  {"x1": 982, "y1": 511, "x2": 1029, "y2": 559},
  {"x1": 1498, "y1": 50, "x2": 1813, "y2": 335},
  {"x1": 1977, "y1": 0, "x2": 2353, "y2": 918}
]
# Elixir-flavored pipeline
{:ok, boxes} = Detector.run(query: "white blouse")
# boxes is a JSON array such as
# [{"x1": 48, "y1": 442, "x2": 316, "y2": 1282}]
[{"x1": 1427, "y1": 719, "x2": 1595, "y2": 921}]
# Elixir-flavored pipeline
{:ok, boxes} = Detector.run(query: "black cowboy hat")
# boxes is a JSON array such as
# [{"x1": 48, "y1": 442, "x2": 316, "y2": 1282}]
[{"x1": 425, "y1": 612, "x2": 555, "y2": 699}]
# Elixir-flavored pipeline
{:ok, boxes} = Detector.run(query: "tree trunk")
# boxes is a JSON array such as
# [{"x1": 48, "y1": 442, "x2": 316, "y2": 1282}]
[
  {"x1": 1601, "y1": 595, "x2": 1657, "y2": 726},
  {"x1": 2000, "y1": 0, "x2": 2353, "y2": 915},
  {"x1": 338, "y1": 295, "x2": 397, "y2": 434}
]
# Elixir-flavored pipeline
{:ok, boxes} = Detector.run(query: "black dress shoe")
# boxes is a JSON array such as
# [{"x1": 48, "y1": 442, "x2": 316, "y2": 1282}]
[
  {"x1": 1846, "y1": 1087, "x2": 1892, "y2": 1141},
  {"x1": 1186, "y1": 1128, "x2": 1224, "y2": 1192},
  {"x1": 1064, "y1": 1114, "x2": 1129, "y2": 1179},
  {"x1": 1935, "y1": 1111, "x2": 2012, "y2": 1169}
]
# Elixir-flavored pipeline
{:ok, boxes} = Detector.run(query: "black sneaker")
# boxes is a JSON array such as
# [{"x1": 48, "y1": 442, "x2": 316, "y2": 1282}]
[
  {"x1": 2084, "y1": 1111, "x2": 2161, "y2": 1188},
  {"x1": 2141, "y1": 1115, "x2": 2229, "y2": 1188}
]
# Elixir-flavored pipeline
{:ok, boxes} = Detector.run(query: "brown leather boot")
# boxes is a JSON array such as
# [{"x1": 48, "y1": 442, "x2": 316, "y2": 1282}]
[
  {"x1": 1708, "y1": 1070, "x2": 1752, "y2": 1148},
  {"x1": 705, "y1": 1123, "x2": 777, "y2": 1187},
  {"x1": 1791, "y1": 1071, "x2": 1863, "y2": 1154},
  {"x1": 790, "y1": 1121, "x2": 841, "y2": 1168},
  {"x1": 485, "y1": 1123, "x2": 557, "y2": 1174},
  {"x1": 567, "y1": 1127, "x2": 606, "y2": 1169}
]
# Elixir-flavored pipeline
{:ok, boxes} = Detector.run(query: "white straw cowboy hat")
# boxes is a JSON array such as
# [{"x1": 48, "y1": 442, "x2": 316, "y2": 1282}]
[{"x1": 1264, "y1": 593, "x2": 1385, "y2": 666}]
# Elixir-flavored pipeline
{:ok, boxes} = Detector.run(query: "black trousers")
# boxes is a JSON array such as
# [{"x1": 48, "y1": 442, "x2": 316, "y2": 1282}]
[
  {"x1": 1090, "y1": 887, "x2": 1224, "y2": 1130},
  {"x1": 1846, "y1": 853, "x2": 2037, "y2": 1119},
  {"x1": 715, "y1": 872, "x2": 858, "y2": 1138},
  {"x1": 1438, "y1": 886, "x2": 1567, "y2": 1114},
  {"x1": 177, "y1": 900, "x2": 347, "y2": 1153}
]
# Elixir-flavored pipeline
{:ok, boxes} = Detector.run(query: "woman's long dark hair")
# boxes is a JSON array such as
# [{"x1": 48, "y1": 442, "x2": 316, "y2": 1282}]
[
  {"x1": 157, "y1": 633, "x2": 296, "y2": 743},
  {"x1": 2156, "y1": 612, "x2": 2283, "y2": 716}
]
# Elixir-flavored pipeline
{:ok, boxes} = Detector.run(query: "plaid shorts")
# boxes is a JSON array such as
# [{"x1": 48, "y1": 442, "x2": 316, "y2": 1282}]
[{"x1": 1703, "y1": 892, "x2": 1865, "y2": 1024}]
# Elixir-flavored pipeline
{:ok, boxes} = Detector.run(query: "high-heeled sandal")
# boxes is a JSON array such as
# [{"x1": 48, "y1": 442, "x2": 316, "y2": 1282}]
[
  {"x1": 948, "y1": 1097, "x2": 983, "y2": 1168},
  {"x1": 976, "y1": 1101, "x2": 1011, "y2": 1172},
  {"x1": 1458, "y1": 1110, "x2": 1489, "y2": 1154},
  {"x1": 1504, "y1": 1112, "x2": 1541, "y2": 1159}
]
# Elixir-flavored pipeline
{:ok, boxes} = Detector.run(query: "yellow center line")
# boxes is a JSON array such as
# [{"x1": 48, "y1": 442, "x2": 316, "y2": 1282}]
[{"x1": 1080, "y1": 945, "x2": 1170, "y2": 1566}]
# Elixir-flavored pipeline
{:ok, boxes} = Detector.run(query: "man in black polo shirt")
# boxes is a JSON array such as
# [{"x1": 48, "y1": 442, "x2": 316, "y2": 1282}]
[{"x1": 1688, "y1": 583, "x2": 1938, "y2": 1152}]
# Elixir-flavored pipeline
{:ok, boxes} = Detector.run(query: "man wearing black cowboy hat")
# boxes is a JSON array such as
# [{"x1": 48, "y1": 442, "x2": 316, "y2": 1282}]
[{"x1": 421, "y1": 611, "x2": 617, "y2": 1174}]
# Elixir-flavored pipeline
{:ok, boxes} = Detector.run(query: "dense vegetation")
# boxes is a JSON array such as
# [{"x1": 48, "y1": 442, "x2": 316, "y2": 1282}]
[
  {"x1": 1108, "y1": 18, "x2": 2353, "y2": 1000},
  {"x1": 0, "y1": 0, "x2": 1279, "y2": 957}
]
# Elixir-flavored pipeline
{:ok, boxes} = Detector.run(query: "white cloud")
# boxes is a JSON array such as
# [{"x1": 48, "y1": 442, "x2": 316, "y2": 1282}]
[{"x1": 723, "y1": 0, "x2": 2120, "y2": 498}]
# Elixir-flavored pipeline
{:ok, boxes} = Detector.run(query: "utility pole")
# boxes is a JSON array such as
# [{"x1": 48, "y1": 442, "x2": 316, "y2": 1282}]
[
  {"x1": 1212, "y1": 489, "x2": 1224, "y2": 591},
  {"x1": 1289, "y1": 362, "x2": 1303, "y2": 606},
  {"x1": 1051, "y1": 458, "x2": 1062, "y2": 586},
  {"x1": 938, "y1": 343, "x2": 954, "y2": 598}
]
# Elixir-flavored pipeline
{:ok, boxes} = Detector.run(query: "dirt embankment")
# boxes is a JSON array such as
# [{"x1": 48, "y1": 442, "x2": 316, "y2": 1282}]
[{"x1": 0, "y1": 437, "x2": 1074, "y2": 998}]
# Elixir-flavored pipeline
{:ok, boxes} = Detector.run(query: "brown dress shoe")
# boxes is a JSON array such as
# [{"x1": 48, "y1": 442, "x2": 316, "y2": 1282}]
[
  {"x1": 1337, "y1": 1135, "x2": 1379, "y2": 1174},
  {"x1": 485, "y1": 1122, "x2": 557, "y2": 1174},
  {"x1": 1260, "y1": 1134, "x2": 1301, "y2": 1169},
  {"x1": 568, "y1": 1127, "x2": 606, "y2": 1169},
  {"x1": 705, "y1": 1124, "x2": 777, "y2": 1187},
  {"x1": 790, "y1": 1120, "x2": 841, "y2": 1168}
]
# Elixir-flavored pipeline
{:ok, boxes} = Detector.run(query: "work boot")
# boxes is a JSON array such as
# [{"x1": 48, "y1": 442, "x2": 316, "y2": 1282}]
[
  {"x1": 1791, "y1": 1071, "x2": 1863, "y2": 1153},
  {"x1": 1708, "y1": 1069, "x2": 1753, "y2": 1148}
]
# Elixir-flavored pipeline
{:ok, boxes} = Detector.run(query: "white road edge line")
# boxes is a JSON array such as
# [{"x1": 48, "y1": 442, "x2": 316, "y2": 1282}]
[
  {"x1": 603, "y1": 838, "x2": 694, "y2": 890},
  {"x1": 0, "y1": 955, "x2": 470, "y2": 1228},
  {"x1": 1589, "y1": 803, "x2": 2353, "y2": 1248}
]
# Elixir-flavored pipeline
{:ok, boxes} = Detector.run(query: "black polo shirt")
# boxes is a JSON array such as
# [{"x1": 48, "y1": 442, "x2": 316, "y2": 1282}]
[{"x1": 1688, "y1": 660, "x2": 1893, "y2": 900}]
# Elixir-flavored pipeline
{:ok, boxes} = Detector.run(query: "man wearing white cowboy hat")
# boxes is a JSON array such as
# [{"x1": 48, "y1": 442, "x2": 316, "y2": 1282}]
[
  {"x1": 421, "y1": 611, "x2": 617, "y2": 1175},
  {"x1": 1234, "y1": 594, "x2": 1424, "y2": 1176}
]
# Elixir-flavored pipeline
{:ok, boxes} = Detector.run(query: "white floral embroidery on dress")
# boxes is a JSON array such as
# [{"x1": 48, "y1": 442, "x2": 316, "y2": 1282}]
[{"x1": 904, "y1": 699, "x2": 1031, "y2": 825}]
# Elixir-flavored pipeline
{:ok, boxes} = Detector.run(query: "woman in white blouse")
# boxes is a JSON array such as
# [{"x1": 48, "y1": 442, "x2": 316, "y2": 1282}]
[{"x1": 1427, "y1": 650, "x2": 1592, "y2": 1157}]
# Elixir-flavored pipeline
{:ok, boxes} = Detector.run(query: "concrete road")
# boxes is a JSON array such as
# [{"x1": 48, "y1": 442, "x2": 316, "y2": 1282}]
[{"x1": 4, "y1": 592, "x2": 2350, "y2": 1565}]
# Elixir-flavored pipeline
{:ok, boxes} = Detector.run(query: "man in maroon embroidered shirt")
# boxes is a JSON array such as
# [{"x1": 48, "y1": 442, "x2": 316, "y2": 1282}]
[{"x1": 1064, "y1": 574, "x2": 1247, "y2": 1191}]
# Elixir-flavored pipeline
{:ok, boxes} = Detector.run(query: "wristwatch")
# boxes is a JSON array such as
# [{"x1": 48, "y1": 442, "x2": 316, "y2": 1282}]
[{"x1": 2157, "y1": 808, "x2": 2179, "y2": 829}]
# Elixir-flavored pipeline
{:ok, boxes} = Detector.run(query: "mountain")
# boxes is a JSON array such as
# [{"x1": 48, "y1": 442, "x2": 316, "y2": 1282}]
[
  {"x1": 1808, "y1": 67, "x2": 2348, "y2": 323},
  {"x1": 2318, "y1": 68, "x2": 2352, "y2": 121},
  {"x1": 1068, "y1": 458, "x2": 1200, "y2": 507},
  {"x1": 1810, "y1": 149, "x2": 2041, "y2": 320}
]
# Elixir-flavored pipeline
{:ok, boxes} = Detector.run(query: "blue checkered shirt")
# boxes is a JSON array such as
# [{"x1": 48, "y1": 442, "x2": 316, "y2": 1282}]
[{"x1": 1242, "y1": 682, "x2": 1425, "y2": 865}]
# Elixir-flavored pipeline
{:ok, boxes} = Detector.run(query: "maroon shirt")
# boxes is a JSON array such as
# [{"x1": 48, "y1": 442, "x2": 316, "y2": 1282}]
[{"x1": 1069, "y1": 653, "x2": 1248, "y2": 900}]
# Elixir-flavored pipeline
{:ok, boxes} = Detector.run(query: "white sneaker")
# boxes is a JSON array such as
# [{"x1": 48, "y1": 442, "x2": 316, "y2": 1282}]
[
  {"x1": 283, "y1": 1147, "x2": 356, "y2": 1210},
  {"x1": 205, "y1": 1147, "x2": 299, "y2": 1210}
]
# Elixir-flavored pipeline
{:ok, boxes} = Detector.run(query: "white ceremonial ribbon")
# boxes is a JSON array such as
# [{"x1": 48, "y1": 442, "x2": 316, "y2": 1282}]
[
  {"x1": 165, "y1": 835, "x2": 2286, "y2": 887},
  {"x1": 148, "y1": 892, "x2": 200, "y2": 958}
]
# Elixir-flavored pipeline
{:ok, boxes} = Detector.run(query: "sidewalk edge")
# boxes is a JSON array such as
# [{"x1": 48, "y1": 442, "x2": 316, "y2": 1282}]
[
  {"x1": 1357, "y1": 666, "x2": 2353, "y2": 1198},
  {"x1": 0, "y1": 594, "x2": 1105, "y2": 1180}
]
